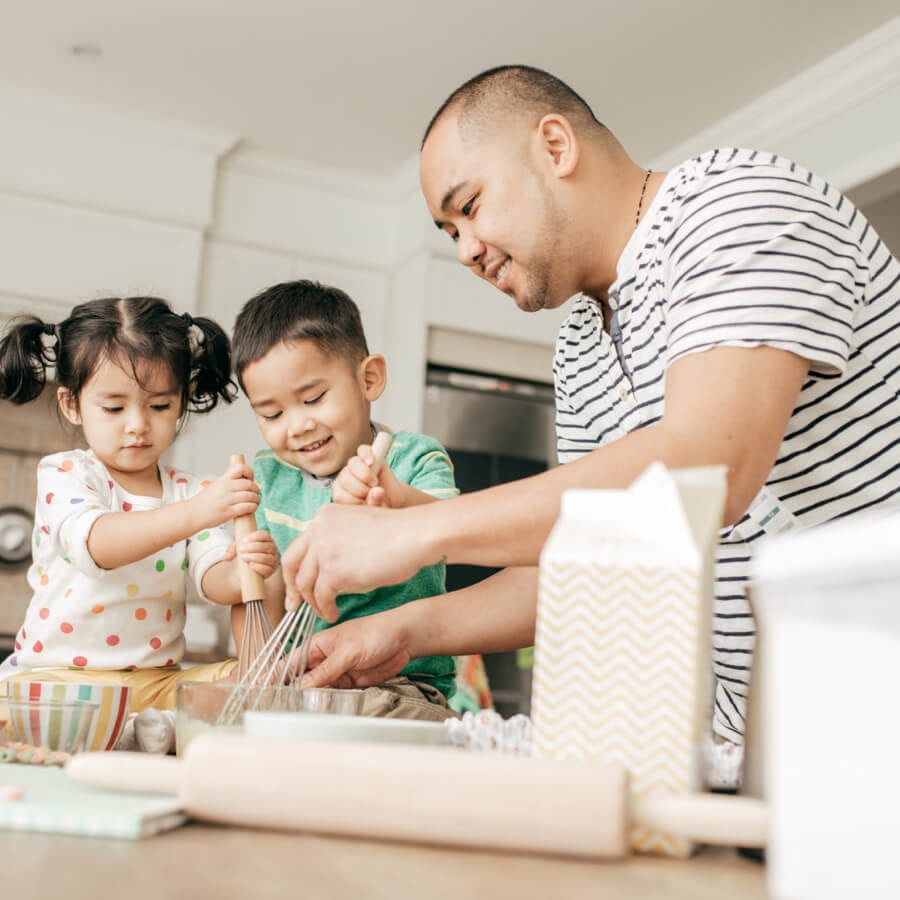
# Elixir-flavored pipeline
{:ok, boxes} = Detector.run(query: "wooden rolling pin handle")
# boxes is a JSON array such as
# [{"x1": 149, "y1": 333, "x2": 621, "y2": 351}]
[
  {"x1": 229, "y1": 453, "x2": 267, "y2": 603},
  {"x1": 631, "y1": 793, "x2": 768, "y2": 848}
]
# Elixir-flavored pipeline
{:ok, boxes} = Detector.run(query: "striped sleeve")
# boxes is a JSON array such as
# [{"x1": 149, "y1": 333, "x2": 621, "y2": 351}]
[{"x1": 664, "y1": 162, "x2": 867, "y2": 377}]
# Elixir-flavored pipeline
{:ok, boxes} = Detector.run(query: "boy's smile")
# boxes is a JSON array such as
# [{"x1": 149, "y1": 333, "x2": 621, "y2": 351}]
[{"x1": 242, "y1": 339, "x2": 385, "y2": 479}]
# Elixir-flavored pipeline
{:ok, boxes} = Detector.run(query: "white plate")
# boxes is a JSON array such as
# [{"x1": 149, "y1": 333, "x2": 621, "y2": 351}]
[{"x1": 243, "y1": 711, "x2": 450, "y2": 745}]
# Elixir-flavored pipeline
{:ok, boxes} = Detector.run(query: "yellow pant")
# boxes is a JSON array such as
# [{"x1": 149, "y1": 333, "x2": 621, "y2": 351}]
[{"x1": 1, "y1": 660, "x2": 238, "y2": 716}]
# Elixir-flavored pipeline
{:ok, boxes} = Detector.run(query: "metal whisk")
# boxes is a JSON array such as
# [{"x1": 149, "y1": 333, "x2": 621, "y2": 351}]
[
  {"x1": 217, "y1": 431, "x2": 394, "y2": 727},
  {"x1": 230, "y1": 453, "x2": 275, "y2": 679},
  {"x1": 217, "y1": 601, "x2": 318, "y2": 725}
]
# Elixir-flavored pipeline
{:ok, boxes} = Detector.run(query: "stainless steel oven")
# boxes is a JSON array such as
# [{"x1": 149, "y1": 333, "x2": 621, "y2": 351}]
[{"x1": 423, "y1": 365, "x2": 557, "y2": 716}]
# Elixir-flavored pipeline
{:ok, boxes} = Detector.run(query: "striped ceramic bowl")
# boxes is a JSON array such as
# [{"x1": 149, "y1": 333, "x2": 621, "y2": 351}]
[
  {"x1": 5, "y1": 699, "x2": 99, "y2": 753},
  {"x1": 6, "y1": 681, "x2": 131, "y2": 751}
]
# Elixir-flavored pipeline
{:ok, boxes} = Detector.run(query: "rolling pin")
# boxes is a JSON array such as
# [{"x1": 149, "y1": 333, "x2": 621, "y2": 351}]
[{"x1": 67, "y1": 734, "x2": 766, "y2": 859}]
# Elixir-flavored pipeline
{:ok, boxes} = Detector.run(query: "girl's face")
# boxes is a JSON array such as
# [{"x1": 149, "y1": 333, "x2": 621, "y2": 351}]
[{"x1": 58, "y1": 356, "x2": 182, "y2": 495}]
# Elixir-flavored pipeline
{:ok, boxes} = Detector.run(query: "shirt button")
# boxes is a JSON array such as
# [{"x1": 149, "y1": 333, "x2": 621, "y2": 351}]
[{"x1": 619, "y1": 387, "x2": 629, "y2": 400}]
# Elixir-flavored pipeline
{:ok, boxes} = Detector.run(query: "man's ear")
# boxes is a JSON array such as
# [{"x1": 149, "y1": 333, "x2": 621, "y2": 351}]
[
  {"x1": 359, "y1": 354, "x2": 387, "y2": 402},
  {"x1": 57, "y1": 386, "x2": 81, "y2": 426},
  {"x1": 535, "y1": 113, "x2": 579, "y2": 178}
]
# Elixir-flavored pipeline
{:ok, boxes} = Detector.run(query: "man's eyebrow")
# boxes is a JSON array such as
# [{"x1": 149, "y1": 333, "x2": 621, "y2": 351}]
[
  {"x1": 433, "y1": 181, "x2": 468, "y2": 230},
  {"x1": 442, "y1": 182, "x2": 468, "y2": 213}
]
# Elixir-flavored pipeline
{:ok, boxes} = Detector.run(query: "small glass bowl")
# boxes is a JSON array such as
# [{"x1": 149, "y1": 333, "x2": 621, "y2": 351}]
[
  {"x1": 5, "y1": 699, "x2": 99, "y2": 754},
  {"x1": 175, "y1": 680, "x2": 299, "y2": 756},
  {"x1": 297, "y1": 687, "x2": 365, "y2": 715}
]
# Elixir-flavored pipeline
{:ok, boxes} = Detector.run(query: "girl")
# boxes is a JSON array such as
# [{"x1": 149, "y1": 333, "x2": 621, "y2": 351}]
[{"x1": 0, "y1": 296, "x2": 280, "y2": 720}]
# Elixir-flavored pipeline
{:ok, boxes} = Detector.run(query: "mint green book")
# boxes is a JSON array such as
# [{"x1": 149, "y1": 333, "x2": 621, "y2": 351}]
[{"x1": 0, "y1": 765, "x2": 185, "y2": 839}]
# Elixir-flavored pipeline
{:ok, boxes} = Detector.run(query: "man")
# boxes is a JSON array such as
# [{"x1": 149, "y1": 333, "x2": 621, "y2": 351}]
[{"x1": 282, "y1": 65, "x2": 900, "y2": 744}]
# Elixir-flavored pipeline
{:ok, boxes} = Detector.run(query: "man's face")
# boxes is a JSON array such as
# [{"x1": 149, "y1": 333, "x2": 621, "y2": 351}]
[{"x1": 420, "y1": 112, "x2": 575, "y2": 313}]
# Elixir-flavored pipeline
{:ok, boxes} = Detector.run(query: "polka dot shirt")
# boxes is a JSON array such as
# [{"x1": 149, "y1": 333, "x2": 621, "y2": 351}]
[{"x1": 8, "y1": 449, "x2": 231, "y2": 671}]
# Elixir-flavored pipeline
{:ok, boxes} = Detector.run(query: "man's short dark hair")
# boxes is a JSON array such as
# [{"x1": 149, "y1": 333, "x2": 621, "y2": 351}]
[
  {"x1": 232, "y1": 280, "x2": 369, "y2": 387},
  {"x1": 422, "y1": 64, "x2": 604, "y2": 148}
]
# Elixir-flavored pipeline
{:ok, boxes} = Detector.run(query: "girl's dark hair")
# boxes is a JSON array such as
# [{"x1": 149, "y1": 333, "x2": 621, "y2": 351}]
[{"x1": 0, "y1": 296, "x2": 237, "y2": 413}]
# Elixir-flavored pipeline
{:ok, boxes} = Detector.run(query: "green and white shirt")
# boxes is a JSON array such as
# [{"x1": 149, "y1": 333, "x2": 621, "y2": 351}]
[{"x1": 254, "y1": 426, "x2": 459, "y2": 697}]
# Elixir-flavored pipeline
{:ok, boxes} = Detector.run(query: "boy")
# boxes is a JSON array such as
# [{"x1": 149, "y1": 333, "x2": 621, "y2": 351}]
[{"x1": 231, "y1": 279, "x2": 459, "y2": 720}]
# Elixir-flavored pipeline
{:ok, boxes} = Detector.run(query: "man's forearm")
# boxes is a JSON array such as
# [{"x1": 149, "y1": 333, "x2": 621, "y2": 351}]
[
  {"x1": 410, "y1": 346, "x2": 808, "y2": 570},
  {"x1": 413, "y1": 423, "x2": 681, "y2": 570},
  {"x1": 399, "y1": 566, "x2": 539, "y2": 659}
]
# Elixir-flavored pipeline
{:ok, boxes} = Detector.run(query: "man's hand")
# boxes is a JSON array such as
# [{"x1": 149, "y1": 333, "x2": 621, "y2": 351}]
[
  {"x1": 280, "y1": 504, "x2": 428, "y2": 620},
  {"x1": 222, "y1": 529, "x2": 279, "y2": 579},
  {"x1": 190, "y1": 460, "x2": 260, "y2": 530},
  {"x1": 300, "y1": 612, "x2": 412, "y2": 689}
]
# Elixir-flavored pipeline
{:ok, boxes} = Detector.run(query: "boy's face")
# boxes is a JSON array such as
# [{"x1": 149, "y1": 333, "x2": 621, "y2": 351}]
[{"x1": 241, "y1": 339, "x2": 385, "y2": 478}]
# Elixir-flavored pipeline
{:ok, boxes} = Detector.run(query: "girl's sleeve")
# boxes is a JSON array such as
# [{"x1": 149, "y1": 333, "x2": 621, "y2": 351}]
[{"x1": 36, "y1": 453, "x2": 115, "y2": 578}]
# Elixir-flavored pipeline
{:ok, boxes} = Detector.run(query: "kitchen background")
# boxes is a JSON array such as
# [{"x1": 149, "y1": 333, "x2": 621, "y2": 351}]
[{"x1": 0, "y1": 3, "x2": 898, "y2": 711}]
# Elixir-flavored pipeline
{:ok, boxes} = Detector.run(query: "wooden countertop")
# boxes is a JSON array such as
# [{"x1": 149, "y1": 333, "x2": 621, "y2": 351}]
[{"x1": 8, "y1": 824, "x2": 766, "y2": 900}]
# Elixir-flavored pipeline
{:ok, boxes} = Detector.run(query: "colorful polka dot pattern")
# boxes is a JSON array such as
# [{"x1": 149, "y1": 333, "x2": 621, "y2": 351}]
[{"x1": 17, "y1": 449, "x2": 231, "y2": 671}]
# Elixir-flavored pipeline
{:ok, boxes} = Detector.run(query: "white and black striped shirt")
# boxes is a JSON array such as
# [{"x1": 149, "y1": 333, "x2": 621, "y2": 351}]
[{"x1": 553, "y1": 148, "x2": 900, "y2": 742}]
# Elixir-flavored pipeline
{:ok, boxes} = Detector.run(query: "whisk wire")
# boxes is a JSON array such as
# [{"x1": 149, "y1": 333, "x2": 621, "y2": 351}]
[{"x1": 217, "y1": 602, "x2": 318, "y2": 726}]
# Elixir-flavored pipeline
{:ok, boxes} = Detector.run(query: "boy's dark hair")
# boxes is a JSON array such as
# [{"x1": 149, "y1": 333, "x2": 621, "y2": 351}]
[
  {"x1": 232, "y1": 280, "x2": 369, "y2": 387},
  {"x1": 0, "y1": 296, "x2": 236, "y2": 413},
  {"x1": 422, "y1": 64, "x2": 604, "y2": 148}
]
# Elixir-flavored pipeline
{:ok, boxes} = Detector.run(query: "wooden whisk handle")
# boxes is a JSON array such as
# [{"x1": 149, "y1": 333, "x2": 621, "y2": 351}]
[{"x1": 230, "y1": 453, "x2": 267, "y2": 603}]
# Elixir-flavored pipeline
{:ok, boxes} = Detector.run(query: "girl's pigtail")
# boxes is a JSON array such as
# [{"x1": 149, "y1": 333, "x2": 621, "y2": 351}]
[
  {"x1": 186, "y1": 315, "x2": 237, "y2": 413},
  {"x1": 0, "y1": 316, "x2": 57, "y2": 405}
]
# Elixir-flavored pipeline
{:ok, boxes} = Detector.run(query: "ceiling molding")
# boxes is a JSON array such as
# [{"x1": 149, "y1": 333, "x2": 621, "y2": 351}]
[
  {"x1": 222, "y1": 145, "x2": 396, "y2": 203},
  {"x1": 650, "y1": 15, "x2": 900, "y2": 174},
  {"x1": 0, "y1": 84, "x2": 238, "y2": 156}
]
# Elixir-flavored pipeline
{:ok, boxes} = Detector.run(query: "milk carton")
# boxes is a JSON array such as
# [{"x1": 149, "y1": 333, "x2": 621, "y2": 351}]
[{"x1": 531, "y1": 463, "x2": 726, "y2": 857}]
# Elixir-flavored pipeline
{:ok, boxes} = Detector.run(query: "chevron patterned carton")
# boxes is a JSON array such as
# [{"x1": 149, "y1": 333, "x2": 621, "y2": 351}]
[{"x1": 531, "y1": 463, "x2": 726, "y2": 857}]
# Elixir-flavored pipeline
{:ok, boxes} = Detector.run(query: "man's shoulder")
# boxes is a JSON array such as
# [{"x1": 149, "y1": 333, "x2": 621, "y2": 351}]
[{"x1": 673, "y1": 148, "x2": 821, "y2": 197}]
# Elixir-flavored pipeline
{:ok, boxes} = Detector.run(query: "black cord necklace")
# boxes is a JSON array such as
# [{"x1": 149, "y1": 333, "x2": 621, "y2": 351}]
[{"x1": 635, "y1": 169, "x2": 652, "y2": 227}]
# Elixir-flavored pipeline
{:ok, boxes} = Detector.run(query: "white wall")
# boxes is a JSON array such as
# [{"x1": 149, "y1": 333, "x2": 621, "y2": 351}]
[{"x1": 1, "y1": 16, "x2": 898, "y2": 478}]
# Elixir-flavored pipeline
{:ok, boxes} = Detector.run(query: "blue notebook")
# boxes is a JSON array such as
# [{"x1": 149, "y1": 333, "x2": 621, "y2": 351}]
[{"x1": 0, "y1": 765, "x2": 185, "y2": 839}]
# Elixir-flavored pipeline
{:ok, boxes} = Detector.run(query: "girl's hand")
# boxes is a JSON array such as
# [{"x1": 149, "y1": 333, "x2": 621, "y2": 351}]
[
  {"x1": 223, "y1": 530, "x2": 279, "y2": 579},
  {"x1": 191, "y1": 460, "x2": 260, "y2": 529},
  {"x1": 332, "y1": 443, "x2": 401, "y2": 508}
]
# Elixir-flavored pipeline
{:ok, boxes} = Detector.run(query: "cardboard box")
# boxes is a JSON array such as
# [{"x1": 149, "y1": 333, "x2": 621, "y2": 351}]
[{"x1": 531, "y1": 463, "x2": 726, "y2": 857}]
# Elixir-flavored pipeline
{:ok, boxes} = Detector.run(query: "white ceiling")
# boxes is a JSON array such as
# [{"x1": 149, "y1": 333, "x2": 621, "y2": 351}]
[{"x1": 1, "y1": 1, "x2": 899, "y2": 178}]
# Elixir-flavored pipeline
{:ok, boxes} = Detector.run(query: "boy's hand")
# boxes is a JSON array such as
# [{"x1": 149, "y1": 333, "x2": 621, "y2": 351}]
[
  {"x1": 332, "y1": 442, "x2": 401, "y2": 508},
  {"x1": 191, "y1": 460, "x2": 260, "y2": 529},
  {"x1": 223, "y1": 530, "x2": 279, "y2": 579}
]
